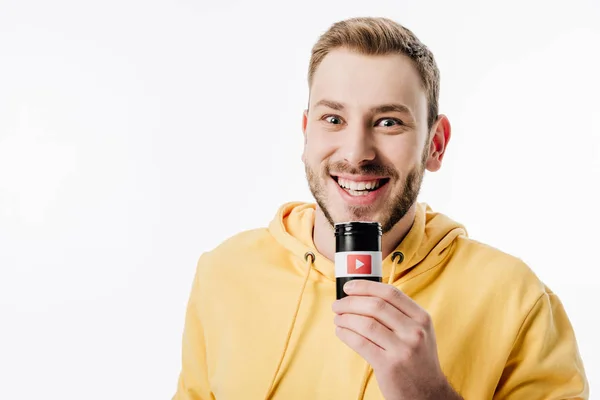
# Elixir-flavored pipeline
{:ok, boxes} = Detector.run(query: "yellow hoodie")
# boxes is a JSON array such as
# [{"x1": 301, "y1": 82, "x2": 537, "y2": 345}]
[{"x1": 173, "y1": 202, "x2": 588, "y2": 399}]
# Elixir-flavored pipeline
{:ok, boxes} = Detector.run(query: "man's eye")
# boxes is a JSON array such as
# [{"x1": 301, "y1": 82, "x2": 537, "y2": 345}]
[
  {"x1": 324, "y1": 115, "x2": 343, "y2": 125},
  {"x1": 376, "y1": 118, "x2": 403, "y2": 127}
]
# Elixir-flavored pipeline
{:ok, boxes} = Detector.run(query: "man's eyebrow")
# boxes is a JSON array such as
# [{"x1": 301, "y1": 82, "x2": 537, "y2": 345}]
[
  {"x1": 313, "y1": 99, "x2": 413, "y2": 118},
  {"x1": 313, "y1": 99, "x2": 345, "y2": 110},
  {"x1": 371, "y1": 103, "x2": 413, "y2": 116}
]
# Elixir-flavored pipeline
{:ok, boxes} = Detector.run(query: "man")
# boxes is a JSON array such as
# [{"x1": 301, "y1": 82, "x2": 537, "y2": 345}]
[{"x1": 173, "y1": 17, "x2": 588, "y2": 399}]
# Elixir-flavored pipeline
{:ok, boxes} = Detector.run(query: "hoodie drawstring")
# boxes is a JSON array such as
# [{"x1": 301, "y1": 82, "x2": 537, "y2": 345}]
[
  {"x1": 264, "y1": 251, "x2": 315, "y2": 399},
  {"x1": 356, "y1": 251, "x2": 405, "y2": 399}
]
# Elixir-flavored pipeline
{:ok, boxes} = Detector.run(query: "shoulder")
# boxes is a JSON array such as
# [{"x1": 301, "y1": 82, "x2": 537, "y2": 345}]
[
  {"x1": 193, "y1": 227, "x2": 287, "y2": 280},
  {"x1": 451, "y1": 235, "x2": 549, "y2": 302},
  {"x1": 209, "y1": 227, "x2": 274, "y2": 254},
  {"x1": 197, "y1": 226, "x2": 273, "y2": 263},
  {"x1": 442, "y1": 236, "x2": 564, "y2": 349}
]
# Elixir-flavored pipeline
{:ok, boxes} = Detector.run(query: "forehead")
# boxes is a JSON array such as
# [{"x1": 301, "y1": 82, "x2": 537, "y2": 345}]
[{"x1": 310, "y1": 48, "x2": 427, "y2": 116}]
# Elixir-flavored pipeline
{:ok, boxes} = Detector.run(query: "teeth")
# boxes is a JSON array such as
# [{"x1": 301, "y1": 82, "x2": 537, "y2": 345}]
[
  {"x1": 337, "y1": 178, "x2": 381, "y2": 191},
  {"x1": 347, "y1": 189, "x2": 370, "y2": 196}
]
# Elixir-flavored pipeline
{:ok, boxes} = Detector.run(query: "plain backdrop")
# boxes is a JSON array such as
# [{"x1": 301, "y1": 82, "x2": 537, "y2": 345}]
[{"x1": 1, "y1": 0, "x2": 599, "y2": 398}]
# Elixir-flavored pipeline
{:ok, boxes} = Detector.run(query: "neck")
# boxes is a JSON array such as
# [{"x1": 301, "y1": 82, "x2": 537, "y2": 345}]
[{"x1": 313, "y1": 204, "x2": 417, "y2": 261}]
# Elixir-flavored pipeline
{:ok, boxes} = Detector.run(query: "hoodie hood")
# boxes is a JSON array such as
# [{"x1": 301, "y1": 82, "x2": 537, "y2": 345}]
[{"x1": 268, "y1": 201, "x2": 467, "y2": 283}]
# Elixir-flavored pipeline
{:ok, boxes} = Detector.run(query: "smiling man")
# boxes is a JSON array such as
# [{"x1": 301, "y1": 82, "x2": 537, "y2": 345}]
[{"x1": 173, "y1": 17, "x2": 588, "y2": 400}]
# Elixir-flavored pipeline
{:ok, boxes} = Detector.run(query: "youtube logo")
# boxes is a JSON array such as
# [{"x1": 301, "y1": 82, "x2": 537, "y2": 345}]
[{"x1": 347, "y1": 254, "x2": 372, "y2": 275}]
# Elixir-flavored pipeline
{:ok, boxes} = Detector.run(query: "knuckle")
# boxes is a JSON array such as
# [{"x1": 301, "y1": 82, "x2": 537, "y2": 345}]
[
  {"x1": 387, "y1": 285, "x2": 402, "y2": 300},
  {"x1": 364, "y1": 318, "x2": 378, "y2": 333},
  {"x1": 409, "y1": 327, "x2": 427, "y2": 346},
  {"x1": 416, "y1": 311, "x2": 432, "y2": 327},
  {"x1": 371, "y1": 298, "x2": 387, "y2": 312},
  {"x1": 357, "y1": 337, "x2": 371, "y2": 351}
]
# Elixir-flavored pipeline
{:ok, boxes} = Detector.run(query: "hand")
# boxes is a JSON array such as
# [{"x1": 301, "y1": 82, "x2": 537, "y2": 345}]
[{"x1": 331, "y1": 280, "x2": 462, "y2": 400}]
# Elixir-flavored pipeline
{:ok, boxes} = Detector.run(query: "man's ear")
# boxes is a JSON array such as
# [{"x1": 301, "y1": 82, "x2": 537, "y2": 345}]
[
  {"x1": 301, "y1": 109, "x2": 308, "y2": 163},
  {"x1": 302, "y1": 109, "x2": 308, "y2": 141},
  {"x1": 425, "y1": 114, "x2": 451, "y2": 172}
]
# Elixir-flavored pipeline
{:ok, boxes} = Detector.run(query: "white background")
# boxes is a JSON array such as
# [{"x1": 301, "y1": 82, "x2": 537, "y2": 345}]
[{"x1": 1, "y1": 0, "x2": 599, "y2": 398}]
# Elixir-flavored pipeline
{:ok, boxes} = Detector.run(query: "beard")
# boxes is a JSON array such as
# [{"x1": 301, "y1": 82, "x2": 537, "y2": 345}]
[{"x1": 305, "y1": 152, "x2": 427, "y2": 234}]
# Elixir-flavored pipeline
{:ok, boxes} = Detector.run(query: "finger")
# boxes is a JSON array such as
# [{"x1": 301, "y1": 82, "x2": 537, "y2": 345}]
[
  {"x1": 334, "y1": 325, "x2": 383, "y2": 367},
  {"x1": 342, "y1": 280, "x2": 425, "y2": 321},
  {"x1": 334, "y1": 313, "x2": 397, "y2": 351},
  {"x1": 332, "y1": 294, "x2": 417, "y2": 336}
]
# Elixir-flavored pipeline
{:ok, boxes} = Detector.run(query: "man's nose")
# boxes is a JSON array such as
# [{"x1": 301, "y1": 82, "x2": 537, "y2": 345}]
[{"x1": 341, "y1": 123, "x2": 376, "y2": 166}]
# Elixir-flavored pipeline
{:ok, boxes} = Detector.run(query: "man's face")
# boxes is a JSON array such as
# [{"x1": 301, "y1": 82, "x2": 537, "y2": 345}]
[{"x1": 302, "y1": 48, "x2": 434, "y2": 233}]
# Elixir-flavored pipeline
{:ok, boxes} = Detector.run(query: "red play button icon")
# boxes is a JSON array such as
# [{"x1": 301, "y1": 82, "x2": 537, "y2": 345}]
[{"x1": 347, "y1": 254, "x2": 372, "y2": 274}]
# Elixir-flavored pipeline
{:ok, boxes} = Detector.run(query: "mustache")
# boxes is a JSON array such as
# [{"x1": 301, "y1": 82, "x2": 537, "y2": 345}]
[{"x1": 325, "y1": 160, "x2": 398, "y2": 178}]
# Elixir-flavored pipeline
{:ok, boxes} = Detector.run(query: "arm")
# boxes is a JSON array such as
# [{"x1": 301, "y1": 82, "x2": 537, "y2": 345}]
[
  {"x1": 494, "y1": 291, "x2": 589, "y2": 399},
  {"x1": 172, "y1": 258, "x2": 213, "y2": 400}
]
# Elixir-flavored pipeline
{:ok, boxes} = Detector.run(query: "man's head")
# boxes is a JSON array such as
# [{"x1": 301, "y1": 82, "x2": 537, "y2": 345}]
[{"x1": 302, "y1": 17, "x2": 451, "y2": 233}]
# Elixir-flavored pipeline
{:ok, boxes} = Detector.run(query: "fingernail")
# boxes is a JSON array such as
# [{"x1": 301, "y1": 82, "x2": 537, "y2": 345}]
[{"x1": 344, "y1": 281, "x2": 355, "y2": 292}]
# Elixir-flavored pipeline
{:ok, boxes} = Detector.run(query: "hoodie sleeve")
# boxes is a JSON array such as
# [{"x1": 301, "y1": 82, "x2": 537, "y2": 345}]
[
  {"x1": 172, "y1": 256, "x2": 213, "y2": 400},
  {"x1": 493, "y1": 291, "x2": 589, "y2": 399}
]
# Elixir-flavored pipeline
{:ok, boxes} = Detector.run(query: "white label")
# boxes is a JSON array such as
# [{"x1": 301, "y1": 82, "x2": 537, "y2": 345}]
[{"x1": 334, "y1": 251, "x2": 383, "y2": 278}]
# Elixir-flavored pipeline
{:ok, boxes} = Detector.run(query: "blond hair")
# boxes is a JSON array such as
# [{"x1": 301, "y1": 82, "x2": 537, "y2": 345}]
[{"x1": 308, "y1": 17, "x2": 440, "y2": 129}]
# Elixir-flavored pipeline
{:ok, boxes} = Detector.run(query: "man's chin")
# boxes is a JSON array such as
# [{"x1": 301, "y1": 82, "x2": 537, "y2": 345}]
[{"x1": 328, "y1": 203, "x2": 383, "y2": 224}]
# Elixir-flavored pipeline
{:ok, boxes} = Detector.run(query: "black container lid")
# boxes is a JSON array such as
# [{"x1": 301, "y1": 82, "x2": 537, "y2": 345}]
[{"x1": 334, "y1": 221, "x2": 382, "y2": 237}]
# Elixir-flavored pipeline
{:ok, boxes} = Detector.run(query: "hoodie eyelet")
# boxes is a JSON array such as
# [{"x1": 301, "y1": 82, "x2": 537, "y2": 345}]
[
  {"x1": 392, "y1": 251, "x2": 404, "y2": 264},
  {"x1": 304, "y1": 251, "x2": 315, "y2": 263}
]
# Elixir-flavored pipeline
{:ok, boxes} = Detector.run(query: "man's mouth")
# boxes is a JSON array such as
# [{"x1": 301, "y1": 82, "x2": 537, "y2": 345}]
[{"x1": 332, "y1": 176, "x2": 390, "y2": 196}]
